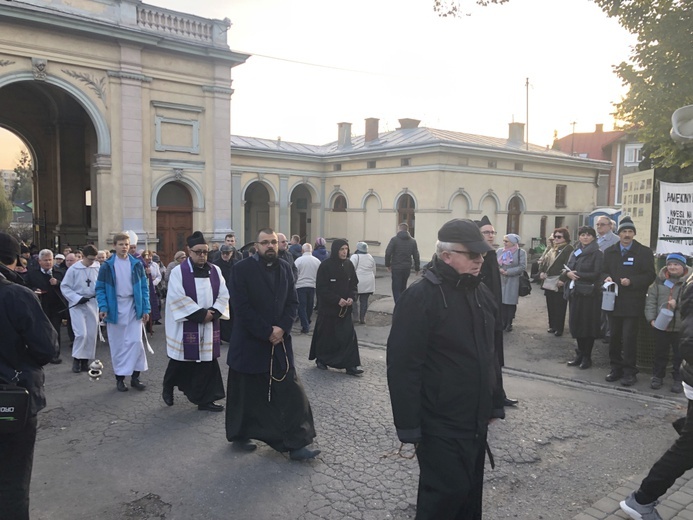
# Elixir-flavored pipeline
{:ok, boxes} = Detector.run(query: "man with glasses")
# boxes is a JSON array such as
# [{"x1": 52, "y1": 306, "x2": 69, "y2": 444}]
[
  {"x1": 277, "y1": 232, "x2": 298, "y2": 283},
  {"x1": 225, "y1": 228, "x2": 319, "y2": 460},
  {"x1": 95, "y1": 232, "x2": 150, "y2": 392},
  {"x1": 388, "y1": 218, "x2": 503, "y2": 519},
  {"x1": 60, "y1": 245, "x2": 101, "y2": 373},
  {"x1": 213, "y1": 244, "x2": 239, "y2": 343},
  {"x1": 163, "y1": 231, "x2": 229, "y2": 412}
]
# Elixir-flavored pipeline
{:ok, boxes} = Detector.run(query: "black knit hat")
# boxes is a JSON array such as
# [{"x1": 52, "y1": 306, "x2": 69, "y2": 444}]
[
  {"x1": 186, "y1": 231, "x2": 207, "y2": 248},
  {"x1": 438, "y1": 219, "x2": 493, "y2": 254},
  {"x1": 0, "y1": 233, "x2": 20, "y2": 259},
  {"x1": 617, "y1": 216, "x2": 636, "y2": 235}
]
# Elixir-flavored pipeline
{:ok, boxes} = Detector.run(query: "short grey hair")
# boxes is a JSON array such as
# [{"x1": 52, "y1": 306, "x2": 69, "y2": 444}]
[
  {"x1": 302, "y1": 243, "x2": 313, "y2": 253},
  {"x1": 435, "y1": 241, "x2": 455, "y2": 255},
  {"x1": 38, "y1": 249, "x2": 53, "y2": 259}
]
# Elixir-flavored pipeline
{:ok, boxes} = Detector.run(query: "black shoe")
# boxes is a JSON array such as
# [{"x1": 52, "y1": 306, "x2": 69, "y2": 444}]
[
  {"x1": 579, "y1": 358, "x2": 592, "y2": 369},
  {"x1": 316, "y1": 360, "x2": 328, "y2": 370},
  {"x1": 503, "y1": 397, "x2": 518, "y2": 407},
  {"x1": 154, "y1": 320, "x2": 161, "y2": 325},
  {"x1": 72, "y1": 358, "x2": 81, "y2": 373},
  {"x1": 554, "y1": 331, "x2": 563, "y2": 337},
  {"x1": 81, "y1": 359, "x2": 89, "y2": 372},
  {"x1": 198, "y1": 402, "x2": 224, "y2": 412},
  {"x1": 605, "y1": 370, "x2": 623, "y2": 382},
  {"x1": 232, "y1": 439, "x2": 257, "y2": 452},
  {"x1": 602, "y1": 337, "x2": 611, "y2": 344},
  {"x1": 505, "y1": 325, "x2": 513, "y2": 332},
  {"x1": 116, "y1": 379, "x2": 128, "y2": 392},
  {"x1": 50, "y1": 357, "x2": 63, "y2": 364},
  {"x1": 547, "y1": 328, "x2": 555, "y2": 333},
  {"x1": 346, "y1": 367, "x2": 364, "y2": 376},
  {"x1": 289, "y1": 447, "x2": 321, "y2": 461},
  {"x1": 162, "y1": 387, "x2": 174, "y2": 406},
  {"x1": 130, "y1": 378, "x2": 146, "y2": 391},
  {"x1": 621, "y1": 374, "x2": 637, "y2": 387},
  {"x1": 360, "y1": 320, "x2": 366, "y2": 325},
  {"x1": 567, "y1": 352, "x2": 583, "y2": 367}
]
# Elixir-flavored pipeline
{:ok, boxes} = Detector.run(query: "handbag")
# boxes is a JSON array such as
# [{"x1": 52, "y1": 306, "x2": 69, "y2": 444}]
[
  {"x1": 519, "y1": 271, "x2": 532, "y2": 297},
  {"x1": 541, "y1": 275, "x2": 561, "y2": 292},
  {"x1": 0, "y1": 375, "x2": 30, "y2": 434},
  {"x1": 573, "y1": 282, "x2": 595, "y2": 296}
]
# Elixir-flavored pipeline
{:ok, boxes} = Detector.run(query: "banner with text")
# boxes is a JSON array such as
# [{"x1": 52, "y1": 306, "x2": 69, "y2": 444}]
[{"x1": 657, "y1": 181, "x2": 693, "y2": 255}]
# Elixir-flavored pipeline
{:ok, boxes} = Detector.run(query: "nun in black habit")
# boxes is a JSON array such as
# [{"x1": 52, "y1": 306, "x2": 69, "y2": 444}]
[{"x1": 309, "y1": 239, "x2": 363, "y2": 375}]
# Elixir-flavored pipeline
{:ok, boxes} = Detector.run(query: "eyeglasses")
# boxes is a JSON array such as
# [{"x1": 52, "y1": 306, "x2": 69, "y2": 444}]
[
  {"x1": 190, "y1": 249, "x2": 209, "y2": 255},
  {"x1": 447, "y1": 249, "x2": 482, "y2": 260},
  {"x1": 554, "y1": 235, "x2": 564, "y2": 239},
  {"x1": 481, "y1": 230, "x2": 497, "y2": 236},
  {"x1": 258, "y1": 240, "x2": 279, "y2": 246},
  {"x1": 596, "y1": 223, "x2": 609, "y2": 227}
]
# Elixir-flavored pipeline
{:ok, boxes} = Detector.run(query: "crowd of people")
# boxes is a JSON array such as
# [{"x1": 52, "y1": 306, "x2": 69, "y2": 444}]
[{"x1": 5, "y1": 212, "x2": 693, "y2": 520}]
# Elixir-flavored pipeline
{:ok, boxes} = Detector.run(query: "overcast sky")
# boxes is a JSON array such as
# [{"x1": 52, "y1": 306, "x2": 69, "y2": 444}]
[{"x1": 0, "y1": 0, "x2": 634, "y2": 169}]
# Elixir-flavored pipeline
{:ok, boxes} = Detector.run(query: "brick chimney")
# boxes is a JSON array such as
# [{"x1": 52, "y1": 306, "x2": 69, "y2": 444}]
[
  {"x1": 337, "y1": 122, "x2": 352, "y2": 147},
  {"x1": 508, "y1": 122, "x2": 525, "y2": 144},
  {"x1": 397, "y1": 118, "x2": 421, "y2": 130},
  {"x1": 365, "y1": 118, "x2": 379, "y2": 142},
  {"x1": 595, "y1": 123, "x2": 604, "y2": 133}
]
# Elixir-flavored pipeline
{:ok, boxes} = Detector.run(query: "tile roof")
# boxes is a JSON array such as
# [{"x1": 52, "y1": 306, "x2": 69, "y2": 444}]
[{"x1": 552, "y1": 130, "x2": 627, "y2": 160}]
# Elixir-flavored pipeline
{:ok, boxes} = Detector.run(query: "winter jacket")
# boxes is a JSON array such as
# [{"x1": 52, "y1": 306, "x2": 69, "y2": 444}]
[
  {"x1": 385, "y1": 231, "x2": 420, "y2": 272},
  {"x1": 496, "y1": 248, "x2": 527, "y2": 305},
  {"x1": 312, "y1": 246, "x2": 330, "y2": 263},
  {"x1": 601, "y1": 240, "x2": 656, "y2": 317},
  {"x1": 675, "y1": 277, "x2": 693, "y2": 385},
  {"x1": 350, "y1": 252, "x2": 376, "y2": 294},
  {"x1": 0, "y1": 273, "x2": 58, "y2": 416},
  {"x1": 644, "y1": 266, "x2": 689, "y2": 332},
  {"x1": 540, "y1": 244, "x2": 574, "y2": 278},
  {"x1": 562, "y1": 239, "x2": 603, "y2": 339},
  {"x1": 95, "y1": 254, "x2": 151, "y2": 323},
  {"x1": 387, "y1": 256, "x2": 501, "y2": 442}
]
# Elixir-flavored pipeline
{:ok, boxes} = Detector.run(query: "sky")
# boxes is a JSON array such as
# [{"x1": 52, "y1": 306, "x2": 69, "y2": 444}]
[{"x1": 0, "y1": 0, "x2": 635, "y2": 169}]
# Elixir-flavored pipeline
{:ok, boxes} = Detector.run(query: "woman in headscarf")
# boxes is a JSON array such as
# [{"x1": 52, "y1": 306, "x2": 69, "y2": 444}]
[
  {"x1": 309, "y1": 239, "x2": 363, "y2": 375},
  {"x1": 538, "y1": 228, "x2": 574, "y2": 336},
  {"x1": 350, "y1": 242, "x2": 377, "y2": 324},
  {"x1": 497, "y1": 233, "x2": 527, "y2": 332}
]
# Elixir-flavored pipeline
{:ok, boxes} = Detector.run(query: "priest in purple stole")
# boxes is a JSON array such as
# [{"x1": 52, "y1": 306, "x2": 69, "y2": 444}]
[{"x1": 163, "y1": 231, "x2": 230, "y2": 412}]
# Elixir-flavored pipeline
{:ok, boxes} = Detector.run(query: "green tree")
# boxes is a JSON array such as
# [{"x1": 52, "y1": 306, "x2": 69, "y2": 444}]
[
  {"x1": 0, "y1": 183, "x2": 12, "y2": 231},
  {"x1": 11, "y1": 150, "x2": 34, "y2": 203}
]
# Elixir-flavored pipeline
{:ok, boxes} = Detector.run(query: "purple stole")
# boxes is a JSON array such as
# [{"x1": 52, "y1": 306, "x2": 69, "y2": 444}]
[{"x1": 181, "y1": 261, "x2": 221, "y2": 360}]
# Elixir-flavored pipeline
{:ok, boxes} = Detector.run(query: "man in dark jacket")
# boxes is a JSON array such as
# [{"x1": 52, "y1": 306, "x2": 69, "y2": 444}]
[
  {"x1": 26, "y1": 249, "x2": 66, "y2": 364},
  {"x1": 0, "y1": 233, "x2": 59, "y2": 520},
  {"x1": 385, "y1": 223, "x2": 420, "y2": 304},
  {"x1": 213, "y1": 244, "x2": 238, "y2": 343},
  {"x1": 387, "y1": 218, "x2": 503, "y2": 520},
  {"x1": 620, "y1": 276, "x2": 693, "y2": 520},
  {"x1": 225, "y1": 228, "x2": 319, "y2": 461},
  {"x1": 602, "y1": 216, "x2": 656, "y2": 387},
  {"x1": 277, "y1": 232, "x2": 298, "y2": 282}
]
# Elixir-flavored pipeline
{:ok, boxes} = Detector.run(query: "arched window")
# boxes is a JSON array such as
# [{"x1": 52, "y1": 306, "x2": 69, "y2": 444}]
[
  {"x1": 506, "y1": 196, "x2": 522, "y2": 235},
  {"x1": 333, "y1": 194, "x2": 347, "y2": 212},
  {"x1": 397, "y1": 194, "x2": 416, "y2": 236}
]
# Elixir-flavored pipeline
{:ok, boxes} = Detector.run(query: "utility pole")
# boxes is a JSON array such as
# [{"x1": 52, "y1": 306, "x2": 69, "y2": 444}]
[
  {"x1": 525, "y1": 77, "x2": 529, "y2": 151},
  {"x1": 570, "y1": 121, "x2": 577, "y2": 155}
]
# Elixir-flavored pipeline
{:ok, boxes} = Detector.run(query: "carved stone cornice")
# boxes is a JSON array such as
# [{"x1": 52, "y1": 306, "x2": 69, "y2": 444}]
[
  {"x1": 202, "y1": 85, "x2": 234, "y2": 95},
  {"x1": 107, "y1": 70, "x2": 153, "y2": 83}
]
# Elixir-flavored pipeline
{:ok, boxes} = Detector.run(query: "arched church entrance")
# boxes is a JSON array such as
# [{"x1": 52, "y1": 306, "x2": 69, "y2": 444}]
[
  {"x1": 290, "y1": 184, "x2": 313, "y2": 243},
  {"x1": 0, "y1": 81, "x2": 99, "y2": 249},
  {"x1": 244, "y1": 182, "x2": 271, "y2": 245},
  {"x1": 156, "y1": 182, "x2": 193, "y2": 264}
]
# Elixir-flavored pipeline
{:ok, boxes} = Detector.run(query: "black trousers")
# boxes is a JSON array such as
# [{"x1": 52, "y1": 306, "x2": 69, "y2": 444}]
[
  {"x1": 608, "y1": 315, "x2": 639, "y2": 375},
  {"x1": 415, "y1": 435, "x2": 486, "y2": 520},
  {"x1": 652, "y1": 329, "x2": 682, "y2": 380},
  {"x1": 46, "y1": 311, "x2": 62, "y2": 357},
  {"x1": 501, "y1": 304, "x2": 517, "y2": 329},
  {"x1": 544, "y1": 290, "x2": 567, "y2": 333},
  {"x1": 351, "y1": 293, "x2": 371, "y2": 322},
  {"x1": 0, "y1": 415, "x2": 38, "y2": 520},
  {"x1": 637, "y1": 399, "x2": 693, "y2": 504},
  {"x1": 391, "y1": 270, "x2": 410, "y2": 304}
]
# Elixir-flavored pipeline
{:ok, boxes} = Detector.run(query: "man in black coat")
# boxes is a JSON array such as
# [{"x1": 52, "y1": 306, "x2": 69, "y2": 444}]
[
  {"x1": 213, "y1": 244, "x2": 238, "y2": 343},
  {"x1": 602, "y1": 216, "x2": 656, "y2": 386},
  {"x1": 385, "y1": 223, "x2": 420, "y2": 303},
  {"x1": 477, "y1": 215, "x2": 518, "y2": 409},
  {"x1": 387, "y1": 218, "x2": 503, "y2": 520},
  {"x1": 25, "y1": 249, "x2": 66, "y2": 364},
  {"x1": 0, "y1": 233, "x2": 59, "y2": 520},
  {"x1": 225, "y1": 228, "x2": 319, "y2": 461}
]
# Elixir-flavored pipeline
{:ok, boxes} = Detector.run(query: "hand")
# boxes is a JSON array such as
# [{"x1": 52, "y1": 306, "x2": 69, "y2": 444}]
[
  {"x1": 651, "y1": 320, "x2": 656, "y2": 327},
  {"x1": 500, "y1": 269, "x2": 507, "y2": 275},
  {"x1": 99, "y1": 312, "x2": 107, "y2": 320},
  {"x1": 567, "y1": 271, "x2": 580, "y2": 280},
  {"x1": 557, "y1": 281, "x2": 564, "y2": 288},
  {"x1": 203, "y1": 310, "x2": 215, "y2": 323},
  {"x1": 77, "y1": 297, "x2": 90, "y2": 305},
  {"x1": 346, "y1": 298, "x2": 353, "y2": 306},
  {"x1": 620, "y1": 278, "x2": 631, "y2": 287},
  {"x1": 269, "y1": 326, "x2": 284, "y2": 345},
  {"x1": 669, "y1": 298, "x2": 677, "y2": 309},
  {"x1": 415, "y1": 270, "x2": 421, "y2": 276},
  {"x1": 539, "y1": 272, "x2": 547, "y2": 280},
  {"x1": 604, "y1": 276, "x2": 613, "y2": 283},
  {"x1": 338, "y1": 298, "x2": 348, "y2": 307},
  {"x1": 142, "y1": 313, "x2": 150, "y2": 323},
  {"x1": 49, "y1": 277, "x2": 58, "y2": 286}
]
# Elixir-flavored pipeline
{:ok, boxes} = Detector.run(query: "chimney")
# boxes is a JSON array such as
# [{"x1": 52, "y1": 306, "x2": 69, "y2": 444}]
[
  {"x1": 508, "y1": 122, "x2": 525, "y2": 144},
  {"x1": 337, "y1": 122, "x2": 352, "y2": 147},
  {"x1": 365, "y1": 117, "x2": 379, "y2": 142},
  {"x1": 397, "y1": 118, "x2": 420, "y2": 130},
  {"x1": 595, "y1": 123, "x2": 604, "y2": 133}
]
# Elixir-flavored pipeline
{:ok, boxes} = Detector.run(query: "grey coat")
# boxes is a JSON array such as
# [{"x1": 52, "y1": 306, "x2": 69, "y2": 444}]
[{"x1": 497, "y1": 248, "x2": 527, "y2": 305}]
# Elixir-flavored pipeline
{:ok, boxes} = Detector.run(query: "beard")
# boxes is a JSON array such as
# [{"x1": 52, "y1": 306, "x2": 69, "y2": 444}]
[{"x1": 260, "y1": 249, "x2": 277, "y2": 261}]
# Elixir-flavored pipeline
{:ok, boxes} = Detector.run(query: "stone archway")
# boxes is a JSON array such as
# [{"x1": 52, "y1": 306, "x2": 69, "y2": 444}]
[
  {"x1": 290, "y1": 184, "x2": 314, "y2": 243},
  {"x1": 156, "y1": 181, "x2": 193, "y2": 264},
  {"x1": 244, "y1": 182, "x2": 271, "y2": 245}
]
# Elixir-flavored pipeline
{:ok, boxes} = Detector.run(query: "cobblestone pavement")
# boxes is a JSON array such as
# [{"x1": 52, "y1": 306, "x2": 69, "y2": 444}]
[{"x1": 28, "y1": 270, "x2": 693, "y2": 519}]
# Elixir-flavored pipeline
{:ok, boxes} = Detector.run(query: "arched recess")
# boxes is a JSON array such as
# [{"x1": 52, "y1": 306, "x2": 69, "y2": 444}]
[
  {"x1": 363, "y1": 193, "x2": 380, "y2": 242},
  {"x1": 151, "y1": 174, "x2": 205, "y2": 210},
  {"x1": 478, "y1": 190, "x2": 501, "y2": 213},
  {"x1": 328, "y1": 189, "x2": 349, "y2": 209},
  {"x1": 0, "y1": 72, "x2": 111, "y2": 155},
  {"x1": 243, "y1": 181, "x2": 272, "y2": 245},
  {"x1": 289, "y1": 182, "x2": 317, "y2": 243},
  {"x1": 395, "y1": 191, "x2": 417, "y2": 237},
  {"x1": 156, "y1": 181, "x2": 193, "y2": 264},
  {"x1": 360, "y1": 190, "x2": 382, "y2": 210},
  {"x1": 241, "y1": 178, "x2": 278, "y2": 203},
  {"x1": 449, "y1": 189, "x2": 472, "y2": 218},
  {"x1": 506, "y1": 195, "x2": 523, "y2": 235}
]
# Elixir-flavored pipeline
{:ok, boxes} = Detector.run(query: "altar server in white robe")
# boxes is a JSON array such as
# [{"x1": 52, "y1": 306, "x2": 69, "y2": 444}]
[
  {"x1": 60, "y1": 245, "x2": 100, "y2": 374},
  {"x1": 163, "y1": 231, "x2": 230, "y2": 412}
]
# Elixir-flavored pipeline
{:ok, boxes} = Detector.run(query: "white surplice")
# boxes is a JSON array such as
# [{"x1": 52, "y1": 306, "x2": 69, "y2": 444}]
[
  {"x1": 60, "y1": 261, "x2": 100, "y2": 360},
  {"x1": 165, "y1": 261, "x2": 230, "y2": 362}
]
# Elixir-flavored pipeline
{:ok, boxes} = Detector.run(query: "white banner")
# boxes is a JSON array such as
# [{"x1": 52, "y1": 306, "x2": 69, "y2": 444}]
[{"x1": 657, "y1": 181, "x2": 693, "y2": 255}]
